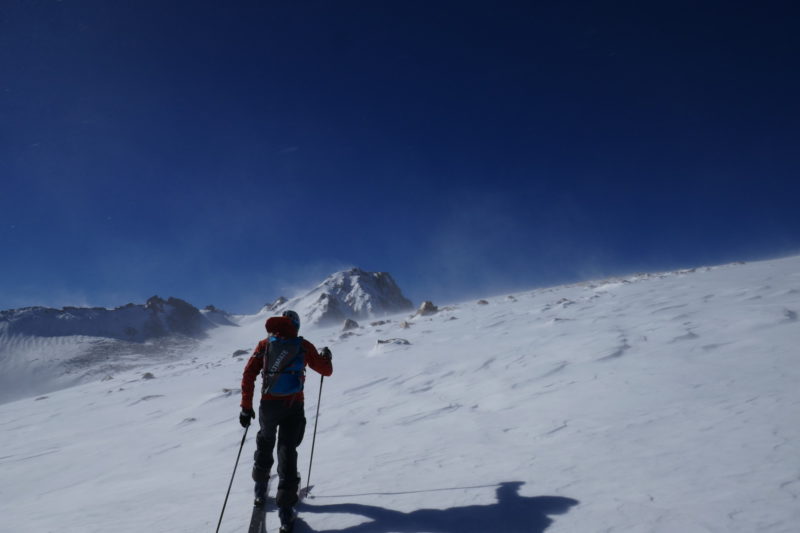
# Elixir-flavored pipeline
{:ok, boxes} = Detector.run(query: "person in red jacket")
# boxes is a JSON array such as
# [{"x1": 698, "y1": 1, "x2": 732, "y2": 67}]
[{"x1": 239, "y1": 309, "x2": 332, "y2": 529}]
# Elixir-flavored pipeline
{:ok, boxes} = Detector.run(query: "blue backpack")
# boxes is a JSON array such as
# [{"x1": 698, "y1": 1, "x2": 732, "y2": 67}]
[{"x1": 261, "y1": 336, "x2": 306, "y2": 396}]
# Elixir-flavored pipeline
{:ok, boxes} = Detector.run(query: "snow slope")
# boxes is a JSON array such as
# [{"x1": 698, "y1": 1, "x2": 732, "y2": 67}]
[{"x1": 1, "y1": 257, "x2": 799, "y2": 533}]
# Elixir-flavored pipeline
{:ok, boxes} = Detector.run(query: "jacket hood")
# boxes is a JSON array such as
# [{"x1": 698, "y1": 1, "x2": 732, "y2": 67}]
[{"x1": 265, "y1": 316, "x2": 299, "y2": 338}]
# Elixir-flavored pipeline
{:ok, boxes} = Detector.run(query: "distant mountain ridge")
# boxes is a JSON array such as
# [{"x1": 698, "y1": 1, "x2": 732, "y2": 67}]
[
  {"x1": 0, "y1": 269, "x2": 414, "y2": 403},
  {"x1": 0, "y1": 267, "x2": 415, "y2": 342},
  {"x1": 264, "y1": 268, "x2": 415, "y2": 327},
  {"x1": 0, "y1": 296, "x2": 229, "y2": 342}
]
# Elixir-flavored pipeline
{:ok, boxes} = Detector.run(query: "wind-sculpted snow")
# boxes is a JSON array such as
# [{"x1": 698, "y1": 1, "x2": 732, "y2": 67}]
[
  {"x1": 1, "y1": 256, "x2": 799, "y2": 532},
  {"x1": 0, "y1": 332, "x2": 201, "y2": 404}
]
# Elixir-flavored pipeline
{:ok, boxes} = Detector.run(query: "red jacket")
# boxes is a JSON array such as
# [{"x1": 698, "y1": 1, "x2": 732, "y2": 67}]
[{"x1": 241, "y1": 325, "x2": 332, "y2": 411}]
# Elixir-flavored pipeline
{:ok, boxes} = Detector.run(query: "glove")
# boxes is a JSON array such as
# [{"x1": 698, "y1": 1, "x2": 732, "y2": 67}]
[
  {"x1": 239, "y1": 407, "x2": 255, "y2": 428},
  {"x1": 320, "y1": 346, "x2": 332, "y2": 361}
]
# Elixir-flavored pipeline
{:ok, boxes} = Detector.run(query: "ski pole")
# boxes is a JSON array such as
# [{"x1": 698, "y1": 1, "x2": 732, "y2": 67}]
[
  {"x1": 216, "y1": 425, "x2": 249, "y2": 533},
  {"x1": 304, "y1": 375, "x2": 324, "y2": 498}
]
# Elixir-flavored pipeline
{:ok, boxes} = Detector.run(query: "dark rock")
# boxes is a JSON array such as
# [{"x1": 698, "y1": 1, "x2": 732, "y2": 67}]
[
  {"x1": 265, "y1": 296, "x2": 288, "y2": 311},
  {"x1": 377, "y1": 338, "x2": 411, "y2": 345},
  {"x1": 415, "y1": 301, "x2": 438, "y2": 316}
]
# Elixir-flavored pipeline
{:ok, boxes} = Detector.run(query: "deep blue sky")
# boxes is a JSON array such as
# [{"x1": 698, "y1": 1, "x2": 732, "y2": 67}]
[{"x1": 2, "y1": 1, "x2": 799, "y2": 313}]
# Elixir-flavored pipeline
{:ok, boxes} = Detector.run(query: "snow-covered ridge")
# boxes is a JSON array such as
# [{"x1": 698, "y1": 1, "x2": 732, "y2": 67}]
[
  {"x1": 0, "y1": 295, "x2": 228, "y2": 342},
  {"x1": 0, "y1": 296, "x2": 238, "y2": 404},
  {"x1": 265, "y1": 268, "x2": 414, "y2": 327}
]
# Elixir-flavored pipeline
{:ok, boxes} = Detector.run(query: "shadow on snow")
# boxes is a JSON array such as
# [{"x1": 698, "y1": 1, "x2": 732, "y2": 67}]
[{"x1": 293, "y1": 481, "x2": 579, "y2": 533}]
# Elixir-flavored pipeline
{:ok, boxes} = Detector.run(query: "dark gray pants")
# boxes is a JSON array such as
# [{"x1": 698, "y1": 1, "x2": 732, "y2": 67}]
[{"x1": 254, "y1": 398, "x2": 306, "y2": 509}]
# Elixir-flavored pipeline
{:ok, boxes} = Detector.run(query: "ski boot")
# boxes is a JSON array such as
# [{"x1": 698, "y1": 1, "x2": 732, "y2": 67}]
[
  {"x1": 278, "y1": 506, "x2": 296, "y2": 533},
  {"x1": 253, "y1": 479, "x2": 269, "y2": 507}
]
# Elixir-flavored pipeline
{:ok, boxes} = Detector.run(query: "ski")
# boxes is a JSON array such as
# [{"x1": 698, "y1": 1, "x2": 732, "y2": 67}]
[
  {"x1": 247, "y1": 498, "x2": 267, "y2": 533},
  {"x1": 248, "y1": 475, "x2": 275, "y2": 533}
]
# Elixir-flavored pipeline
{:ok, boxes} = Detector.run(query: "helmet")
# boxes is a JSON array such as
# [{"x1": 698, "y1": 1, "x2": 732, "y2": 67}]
[{"x1": 282, "y1": 310, "x2": 300, "y2": 331}]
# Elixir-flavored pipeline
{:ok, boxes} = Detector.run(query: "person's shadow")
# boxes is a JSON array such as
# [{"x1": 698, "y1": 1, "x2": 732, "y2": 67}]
[{"x1": 292, "y1": 481, "x2": 578, "y2": 533}]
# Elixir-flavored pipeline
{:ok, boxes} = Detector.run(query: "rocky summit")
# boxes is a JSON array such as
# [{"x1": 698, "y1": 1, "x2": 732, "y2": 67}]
[{"x1": 266, "y1": 268, "x2": 414, "y2": 327}]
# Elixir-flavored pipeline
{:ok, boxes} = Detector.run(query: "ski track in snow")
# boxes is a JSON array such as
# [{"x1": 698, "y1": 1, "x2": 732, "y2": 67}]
[{"x1": 1, "y1": 257, "x2": 800, "y2": 532}]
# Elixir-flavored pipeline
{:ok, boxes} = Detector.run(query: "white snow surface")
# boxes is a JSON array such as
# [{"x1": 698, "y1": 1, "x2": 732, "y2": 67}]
[{"x1": 1, "y1": 257, "x2": 799, "y2": 533}]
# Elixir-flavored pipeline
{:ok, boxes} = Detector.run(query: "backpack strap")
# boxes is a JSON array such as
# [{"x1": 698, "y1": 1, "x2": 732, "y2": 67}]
[{"x1": 261, "y1": 336, "x2": 305, "y2": 395}]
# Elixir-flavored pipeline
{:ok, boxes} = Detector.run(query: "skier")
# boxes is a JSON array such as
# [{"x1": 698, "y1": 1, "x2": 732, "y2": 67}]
[{"x1": 239, "y1": 309, "x2": 333, "y2": 532}]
